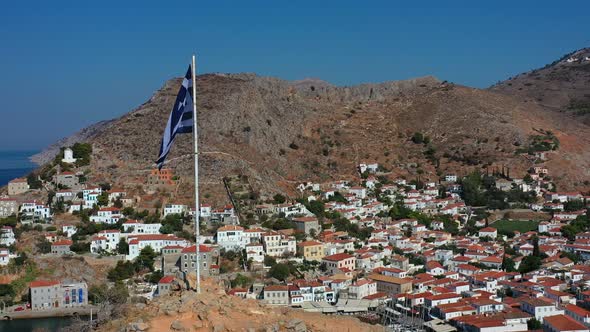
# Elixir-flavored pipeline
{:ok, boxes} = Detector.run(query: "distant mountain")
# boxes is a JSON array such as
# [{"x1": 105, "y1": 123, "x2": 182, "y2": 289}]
[
  {"x1": 490, "y1": 48, "x2": 590, "y2": 124},
  {"x1": 34, "y1": 66, "x2": 590, "y2": 201}
]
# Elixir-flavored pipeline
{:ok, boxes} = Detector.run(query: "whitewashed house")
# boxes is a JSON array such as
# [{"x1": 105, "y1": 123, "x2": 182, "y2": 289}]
[
  {"x1": 62, "y1": 225, "x2": 78, "y2": 238},
  {"x1": 216, "y1": 225, "x2": 247, "y2": 250},
  {"x1": 122, "y1": 220, "x2": 162, "y2": 234},
  {"x1": 90, "y1": 230, "x2": 122, "y2": 254},
  {"x1": 90, "y1": 207, "x2": 123, "y2": 224},
  {"x1": 0, "y1": 226, "x2": 16, "y2": 246},
  {"x1": 126, "y1": 234, "x2": 189, "y2": 260},
  {"x1": 163, "y1": 204, "x2": 188, "y2": 217}
]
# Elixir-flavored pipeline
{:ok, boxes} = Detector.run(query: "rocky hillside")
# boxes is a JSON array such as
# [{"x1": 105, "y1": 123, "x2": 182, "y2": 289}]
[
  {"x1": 35, "y1": 66, "x2": 590, "y2": 202},
  {"x1": 490, "y1": 48, "x2": 590, "y2": 124},
  {"x1": 94, "y1": 278, "x2": 382, "y2": 332}
]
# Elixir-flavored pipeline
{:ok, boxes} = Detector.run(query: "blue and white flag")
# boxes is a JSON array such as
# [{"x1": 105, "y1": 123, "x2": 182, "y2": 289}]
[{"x1": 156, "y1": 65, "x2": 194, "y2": 169}]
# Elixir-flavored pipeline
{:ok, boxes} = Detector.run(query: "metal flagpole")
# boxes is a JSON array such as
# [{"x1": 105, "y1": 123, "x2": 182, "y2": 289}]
[{"x1": 192, "y1": 54, "x2": 201, "y2": 294}]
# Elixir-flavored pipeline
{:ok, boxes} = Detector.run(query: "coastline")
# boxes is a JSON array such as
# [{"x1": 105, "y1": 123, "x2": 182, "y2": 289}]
[{"x1": 0, "y1": 151, "x2": 39, "y2": 187}]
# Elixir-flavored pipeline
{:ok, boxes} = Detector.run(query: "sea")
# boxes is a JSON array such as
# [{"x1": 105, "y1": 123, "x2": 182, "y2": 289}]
[
  {"x1": 0, "y1": 150, "x2": 38, "y2": 187},
  {"x1": 0, "y1": 150, "x2": 76, "y2": 331},
  {"x1": 0, "y1": 317, "x2": 77, "y2": 332}
]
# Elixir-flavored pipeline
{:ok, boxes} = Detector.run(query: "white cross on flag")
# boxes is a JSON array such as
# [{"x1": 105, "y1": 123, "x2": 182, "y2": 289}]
[{"x1": 156, "y1": 65, "x2": 194, "y2": 169}]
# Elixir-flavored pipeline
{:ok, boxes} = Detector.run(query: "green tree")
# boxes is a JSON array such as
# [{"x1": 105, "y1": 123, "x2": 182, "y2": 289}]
[
  {"x1": 305, "y1": 200, "x2": 325, "y2": 219},
  {"x1": 527, "y1": 318, "x2": 542, "y2": 330},
  {"x1": 146, "y1": 270, "x2": 164, "y2": 284},
  {"x1": 0, "y1": 284, "x2": 16, "y2": 305},
  {"x1": 518, "y1": 256, "x2": 542, "y2": 274},
  {"x1": 117, "y1": 238, "x2": 129, "y2": 255},
  {"x1": 70, "y1": 242, "x2": 90, "y2": 254},
  {"x1": 565, "y1": 200, "x2": 585, "y2": 212},
  {"x1": 264, "y1": 256, "x2": 277, "y2": 267},
  {"x1": 89, "y1": 281, "x2": 128, "y2": 305},
  {"x1": 72, "y1": 142, "x2": 93, "y2": 166},
  {"x1": 36, "y1": 238, "x2": 51, "y2": 254},
  {"x1": 135, "y1": 246, "x2": 157, "y2": 271},
  {"x1": 532, "y1": 235, "x2": 540, "y2": 257},
  {"x1": 273, "y1": 194, "x2": 286, "y2": 204},
  {"x1": 501, "y1": 255, "x2": 516, "y2": 272},
  {"x1": 97, "y1": 192, "x2": 109, "y2": 206},
  {"x1": 107, "y1": 261, "x2": 136, "y2": 281},
  {"x1": 411, "y1": 132, "x2": 424, "y2": 144},
  {"x1": 231, "y1": 273, "x2": 252, "y2": 288},
  {"x1": 223, "y1": 250, "x2": 237, "y2": 261},
  {"x1": 27, "y1": 173, "x2": 42, "y2": 189},
  {"x1": 268, "y1": 263, "x2": 290, "y2": 281}
]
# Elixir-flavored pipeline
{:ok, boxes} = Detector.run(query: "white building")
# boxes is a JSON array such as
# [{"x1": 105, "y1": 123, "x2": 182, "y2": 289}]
[
  {"x1": 348, "y1": 187, "x2": 367, "y2": 199},
  {"x1": 200, "y1": 204, "x2": 212, "y2": 218},
  {"x1": 246, "y1": 243, "x2": 265, "y2": 263},
  {"x1": 0, "y1": 226, "x2": 16, "y2": 246},
  {"x1": 62, "y1": 225, "x2": 78, "y2": 238},
  {"x1": 0, "y1": 198, "x2": 18, "y2": 217},
  {"x1": 90, "y1": 207, "x2": 123, "y2": 224},
  {"x1": 0, "y1": 248, "x2": 14, "y2": 266},
  {"x1": 348, "y1": 279, "x2": 377, "y2": 299},
  {"x1": 521, "y1": 298, "x2": 564, "y2": 322},
  {"x1": 163, "y1": 204, "x2": 188, "y2": 217},
  {"x1": 359, "y1": 163, "x2": 379, "y2": 174},
  {"x1": 262, "y1": 231, "x2": 296, "y2": 257},
  {"x1": 122, "y1": 220, "x2": 162, "y2": 234},
  {"x1": 478, "y1": 227, "x2": 497, "y2": 239},
  {"x1": 19, "y1": 201, "x2": 52, "y2": 221},
  {"x1": 107, "y1": 189, "x2": 126, "y2": 203},
  {"x1": 216, "y1": 225, "x2": 247, "y2": 250},
  {"x1": 90, "y1": 230, "x2": 122, "y2": 254},
  {"x1": 445, "y1": 174, "x2": 458, "y2": 182},
  {"x1": 55, "y1": 190, "x2": 76, "y2": 202},
  {"x1": 126, "y1": 234, "x2": 189, "y2": 260},
  {"x1": 61, "y1": 148, "x2": 77, "y2": 164},
  {"x1": 82, "y1": 186, "x2": 102, "y2": 207}
]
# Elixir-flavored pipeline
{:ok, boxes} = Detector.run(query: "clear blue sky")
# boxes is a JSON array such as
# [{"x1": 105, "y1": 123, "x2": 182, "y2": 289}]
[{"x1": 0, "y1": 0, "x2": 588, "y2": 151}]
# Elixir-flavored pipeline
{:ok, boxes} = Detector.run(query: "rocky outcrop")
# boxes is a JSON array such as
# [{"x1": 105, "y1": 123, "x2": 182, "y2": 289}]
[{"x1": 100, "y1": 278, "x2": 381, "y2": 332}]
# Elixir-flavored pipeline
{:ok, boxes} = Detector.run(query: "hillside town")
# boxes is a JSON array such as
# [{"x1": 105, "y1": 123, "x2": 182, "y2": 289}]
[{"x1": 1, "y1": 143, "x2": 590, "y2": 332}]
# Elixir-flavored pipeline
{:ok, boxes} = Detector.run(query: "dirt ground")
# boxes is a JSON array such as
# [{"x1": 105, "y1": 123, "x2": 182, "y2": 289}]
[{"x1": 101, "y1": 278, "x2": 382, "y2": 332}]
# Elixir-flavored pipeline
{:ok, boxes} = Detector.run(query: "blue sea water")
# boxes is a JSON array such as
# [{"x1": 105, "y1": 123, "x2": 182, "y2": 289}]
[{"x1": 0, "y1": 151, "x2": 37, "y2": 187}]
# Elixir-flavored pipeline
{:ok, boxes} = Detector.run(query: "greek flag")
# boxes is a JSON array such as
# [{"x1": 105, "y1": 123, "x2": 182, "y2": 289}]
[{"x1": 156, "y1": 65, "x2": 194, "y2": 169}]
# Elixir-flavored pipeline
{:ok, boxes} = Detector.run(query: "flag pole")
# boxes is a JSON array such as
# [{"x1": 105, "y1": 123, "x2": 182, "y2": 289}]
[{"x1": 191, "y1": 54, "x2": 201, "y2": 294}]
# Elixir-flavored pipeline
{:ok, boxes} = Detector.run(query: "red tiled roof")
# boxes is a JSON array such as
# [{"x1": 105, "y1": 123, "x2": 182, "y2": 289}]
[
  {"x1": 128, "y1": 234, "x2": 182, "y2": 241},
  {"x1": 158, "y1": 276, "x2": 175, "y2": 284},
  {"x1": 180, "y1": 245, "x2": 212, "y2": 253},
  {"x1": 565, "y1": 304, "x2": 590, "y2": 318},
  {"x1": 323, "y1": 253, "x2": 354, "y2": 262},
  {"x1": 30, "y1": 280, "x2": 60, "y2": 288},
  {"x1": 264, "y1": 285, "x2": 289, "y2": 292},
  {"x1": 479, "y1": 227, "x2": 497, "y2": 233},
  {"x1": 52, "y1": 239, "x2": 73, "y2": 246},
  {"x1": 217, "y1": 225, "x2": 244, "y2": 232},
  {"x1": 99, "y1": 207, "x2": 121, "y2": 212},
  {"x1": 544, "y1": 314, "x2": 588, "y2": 331},
  {"x1": 298, "y1": 241, "x2": 323, "y2": 247}
]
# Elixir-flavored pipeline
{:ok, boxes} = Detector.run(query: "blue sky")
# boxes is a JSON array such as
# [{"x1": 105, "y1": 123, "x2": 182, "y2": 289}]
[{"x1": 0, "y1": 1, "x2": 588, "y2": 151}]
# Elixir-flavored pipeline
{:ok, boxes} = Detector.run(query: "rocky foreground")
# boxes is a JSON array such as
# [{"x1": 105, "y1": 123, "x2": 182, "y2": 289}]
[{"x1": 101, "y1": 279, "x2": 381, "y2": 332}]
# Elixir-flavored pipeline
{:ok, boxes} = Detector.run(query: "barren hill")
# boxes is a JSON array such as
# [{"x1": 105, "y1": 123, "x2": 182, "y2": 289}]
[
  {"x1": 33, "y1": 69, "x2": 590, "y2": 202},
  {"x1": 90, "y1": 278, "x2": 382, "y2": 332},
  {"x1": 490, "y1": 48, "x2": 590, "y2": 124}
]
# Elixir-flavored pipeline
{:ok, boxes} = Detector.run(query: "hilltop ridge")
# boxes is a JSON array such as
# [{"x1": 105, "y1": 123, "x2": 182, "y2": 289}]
[
  {"x1": 490, "y1": 47, "x2": 590, "y2": 123},
  {"x1": 30, "y1": 64, "x2": 590, "y2": 202}
]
